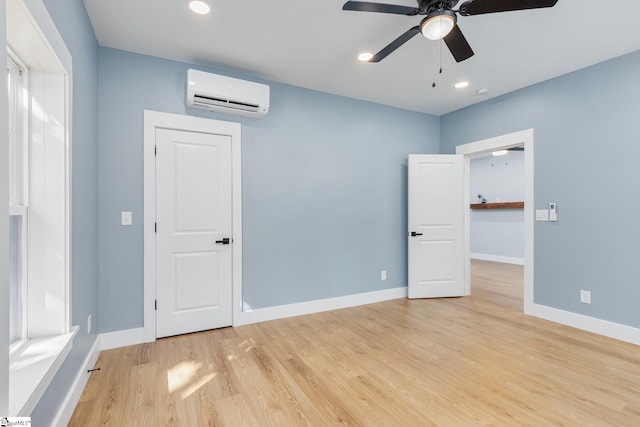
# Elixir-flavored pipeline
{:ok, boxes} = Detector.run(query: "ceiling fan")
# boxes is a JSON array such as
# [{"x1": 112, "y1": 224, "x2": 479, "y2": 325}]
[{"x1": 343, "y1": 0, "x2": 559, "y2": 63}]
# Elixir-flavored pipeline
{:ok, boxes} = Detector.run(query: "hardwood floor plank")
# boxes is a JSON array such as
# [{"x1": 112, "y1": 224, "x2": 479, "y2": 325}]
[{"x1": 69, "y1": 260, "x2": 640, "y2": 425}]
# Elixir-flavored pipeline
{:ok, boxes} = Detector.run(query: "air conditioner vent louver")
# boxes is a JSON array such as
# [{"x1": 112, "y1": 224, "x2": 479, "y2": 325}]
[
  {"x1": 187, "y1": 69, "x2": 270, "y2": 118},
  {"x1": 193, "y1": 94, "x2": 260, "y2": 112}
]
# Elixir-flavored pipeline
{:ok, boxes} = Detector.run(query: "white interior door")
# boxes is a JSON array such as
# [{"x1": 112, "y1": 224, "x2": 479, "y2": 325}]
[
  {"x1": 156, "y1": 128, "x2": 232, "y2": 338},
  {"x1": 408, "y1": 154, "x2": 465, "y2": 298}
]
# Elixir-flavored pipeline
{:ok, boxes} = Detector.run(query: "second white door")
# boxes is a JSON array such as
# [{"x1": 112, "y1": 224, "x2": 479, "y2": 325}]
[
  {"x1": 156, "y1": 128, "x2": 232, "y2": 338},
  {"x1": 408, "y1": 154, "x2": 465, "y2": 299}
]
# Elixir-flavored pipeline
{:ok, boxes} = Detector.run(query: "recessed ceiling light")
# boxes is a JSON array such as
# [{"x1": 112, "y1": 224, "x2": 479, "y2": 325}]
[
  {"x1": 358, "y1": 52, "x2": 373, "y2": 62},
  {"x1": 454, "y1": 81, "x2": 469, "y2": 89},
  {"x1": 475, "y1": 88, "x2": 490, "y2": 96},
  {"x1": 189, "y1": 1, "x2": 210, "y2": 15},
  {"x1": 492, "y1": 150, "x2": 508, "y2": 157}
]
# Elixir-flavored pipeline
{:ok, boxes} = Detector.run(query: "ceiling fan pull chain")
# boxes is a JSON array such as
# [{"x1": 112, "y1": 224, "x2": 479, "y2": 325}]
[
  {"x1": 439, "y1": 35, "x2": 443, "y2": 74},
  {"x1": 433, "y1": 39, "x2": 443, "y2": 88},
  {"x1": 432, "y1": 45, "x2": 437, "y2": 88}
]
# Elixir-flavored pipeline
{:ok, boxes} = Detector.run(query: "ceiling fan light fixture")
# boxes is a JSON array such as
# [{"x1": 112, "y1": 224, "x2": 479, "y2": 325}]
[
  {"x1": 189, "y1": 1, "x2": 210, "y2": 15},
  {"x1": 421, "y1": 10, "x2": 456, "y2": 41}
]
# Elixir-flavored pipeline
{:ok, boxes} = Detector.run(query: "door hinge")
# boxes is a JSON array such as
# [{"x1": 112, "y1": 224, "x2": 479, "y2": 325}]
[
  {"x1": 155, "y1": 300, "x2": 157, "y2": 310},
  {"x1": 154, "y1": 146, "x2": 157, "y2": 156},
  {"x1": 155, "y1": 222, "x2": 157, "y2": 233}
]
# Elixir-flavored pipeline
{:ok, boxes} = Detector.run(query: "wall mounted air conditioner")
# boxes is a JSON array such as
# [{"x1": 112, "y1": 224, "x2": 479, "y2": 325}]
[{"x1": 186, "y1": 69, "x2": 270, "y2": 118}]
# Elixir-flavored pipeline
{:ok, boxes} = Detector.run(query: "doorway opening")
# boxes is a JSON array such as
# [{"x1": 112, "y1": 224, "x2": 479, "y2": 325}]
[{"x1": 456, "y1": 129, "x2": 534, "y2": 313}]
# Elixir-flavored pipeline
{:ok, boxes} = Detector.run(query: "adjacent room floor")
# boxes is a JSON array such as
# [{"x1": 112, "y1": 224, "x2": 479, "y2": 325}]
[{"x1": 70, "y1": 260, "x2": 640, "y2": 425}]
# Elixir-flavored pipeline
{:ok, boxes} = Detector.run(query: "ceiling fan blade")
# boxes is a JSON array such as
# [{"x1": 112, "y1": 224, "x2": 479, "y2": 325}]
[
  {"x1": 370, "y1": 26, "x2": 421, "y2": 62},
  {"x1": 459, "y1": 0, "x2": 558, "y2": 16},
  {"x1": 342, "y1": 1, "x2": 418, "y2": 15},
  {"x1": 443, "y1": 25, "x2": 474, "y2": 62}
]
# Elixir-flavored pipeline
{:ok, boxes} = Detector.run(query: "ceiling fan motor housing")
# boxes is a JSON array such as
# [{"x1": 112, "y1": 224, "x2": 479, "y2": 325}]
[{"x1": 417, "y1": 0, "x2": 460, "y2": 15}]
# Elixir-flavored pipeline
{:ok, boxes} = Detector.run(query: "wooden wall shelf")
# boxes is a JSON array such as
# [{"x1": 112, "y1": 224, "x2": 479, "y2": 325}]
[{"x1": 470, "y1": 201, "x2": 524, "y2": 210}]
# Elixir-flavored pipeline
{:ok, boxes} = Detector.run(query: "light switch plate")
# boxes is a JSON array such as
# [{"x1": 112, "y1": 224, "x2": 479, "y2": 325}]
[
  {"x1": 535, "y1": 209, "x2": 549, "y2": 221},
  {"x1": 121, "y1": 211, "x2": 133, "y2": 226}
]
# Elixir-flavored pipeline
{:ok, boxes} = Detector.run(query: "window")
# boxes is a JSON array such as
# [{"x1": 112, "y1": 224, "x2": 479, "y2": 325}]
[
  {"x1": 7, "y1": 0, "x2": 76, "y2": 416},
  {"x1": 8, "y1": 53, "x2": 28, "y2": 348}
]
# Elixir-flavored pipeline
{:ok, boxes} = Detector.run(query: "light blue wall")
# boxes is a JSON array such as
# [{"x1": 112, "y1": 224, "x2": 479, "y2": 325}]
[
  {"x1": 441, "y1": 50, "x2": 640, "y2": 328},
  {"x1": 470, "y1": 152, "x2": 524, "y2": 260},
  {"x1": 97, "y1": 47, "x2": 440, "y2": 331},
  {"x1": 30, "y1": 0, "x2": 99, "y2": 423}
]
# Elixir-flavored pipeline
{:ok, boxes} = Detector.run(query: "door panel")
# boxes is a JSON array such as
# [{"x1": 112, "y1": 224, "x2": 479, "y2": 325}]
[
  {"x1": 408, "y1": 154, "x2": 465, "y2": 298},
  {"x1": 156, "y1": 128, "x2": 232, "y2": 338},
  {"x1": 174, "y1": 141, "x2": 221, "y2": 231},
  {"x1": 174, "y1": 251, "x2": 220, "y2": 311}
]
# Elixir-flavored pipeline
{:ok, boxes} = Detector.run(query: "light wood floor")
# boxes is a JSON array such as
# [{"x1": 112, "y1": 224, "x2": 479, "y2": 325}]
[{"x1": 70, "y1": 260, "x2": 640, "y2": 426}]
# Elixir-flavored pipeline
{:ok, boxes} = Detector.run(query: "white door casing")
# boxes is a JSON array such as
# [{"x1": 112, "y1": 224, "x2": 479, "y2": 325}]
[
  {"x1": 143, "y1": 111, "x2": 242, "y2": 342},
  {"x1": 408, "y1": 154, "x2": 465, "y2": 299},
  {"x1": 456, "y1": 128, "x2": 534, "y2": 313},
  {"x1": 155, "y1": 129, "x2": 232, "y2": 338}
]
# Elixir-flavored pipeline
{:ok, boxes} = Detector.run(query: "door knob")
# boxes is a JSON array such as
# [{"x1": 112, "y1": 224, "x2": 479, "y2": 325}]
[
  {"x1": 216, "y1": 237, "x2": 230, "y2": 245},
  {"x1": 410, "y1": 231, "x2": 423, "y2": 237}
]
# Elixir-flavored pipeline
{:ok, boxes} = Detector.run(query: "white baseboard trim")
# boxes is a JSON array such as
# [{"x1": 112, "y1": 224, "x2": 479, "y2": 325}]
[
  {"x1": 51, "y1": 328, "x2": 145, "y2": 424},
  {"x1": 100, "y1": 327, "x2": 145, "y2": 350},
  {"x1": 234, "y1": 286, "x2": 408, "y2": 327},
  {"x1": 471, "y1": 253, "x2": 524, "y2": 265},
  {"x1": 51, "y1": 335, "x2": 101, "y2": 427},
  {"x1": 92, "y1": 287, "x2": 408, "y2": 350},
  {"x1": 527, "y1": 303, "x2": 640, "y2": 346}
]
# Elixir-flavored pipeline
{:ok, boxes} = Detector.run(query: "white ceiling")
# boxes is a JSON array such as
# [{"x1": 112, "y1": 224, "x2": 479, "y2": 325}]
[{"x1": 83, "y1": 0, "x2": 640, "y2": 116}]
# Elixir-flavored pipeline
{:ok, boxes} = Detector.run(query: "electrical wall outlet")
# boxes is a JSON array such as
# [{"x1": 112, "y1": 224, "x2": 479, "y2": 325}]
[
  {"x1": 580, "y1": 290, "x2": 591, "y2": 304},
  {"x1": 87, "y1": 314, "x2": 92, "y2": 334},
  {"x1": 381, "y1": 270, "x2": 387, "y2": 281}
]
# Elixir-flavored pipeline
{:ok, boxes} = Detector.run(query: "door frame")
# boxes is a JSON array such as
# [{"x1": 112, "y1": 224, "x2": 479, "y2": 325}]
[
  {"x1": 455, "y1": 128, "x2": 534, "y2": 313},
  {"x1": 143, "y1": 110, "x2": 242, "y2": 342}
]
